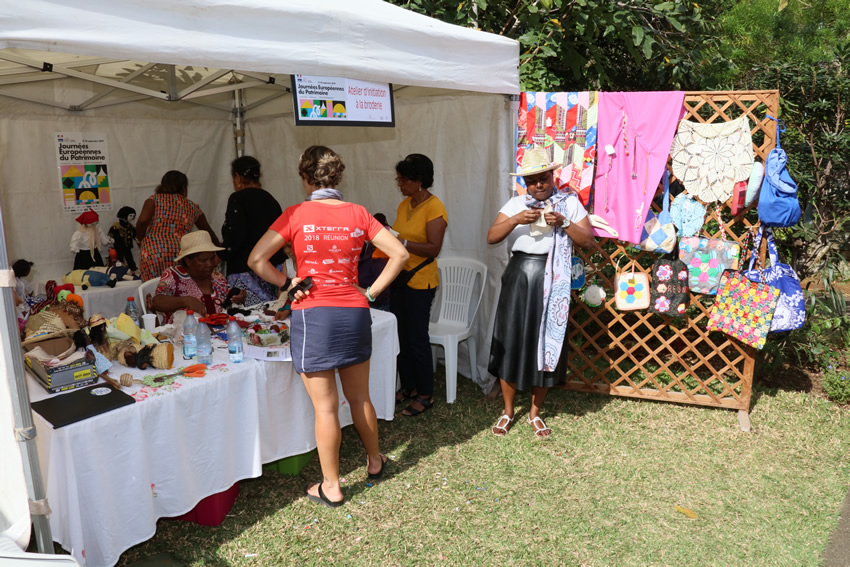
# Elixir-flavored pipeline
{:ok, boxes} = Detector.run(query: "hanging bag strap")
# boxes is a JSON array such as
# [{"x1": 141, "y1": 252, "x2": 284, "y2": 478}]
[
  {"x1": 713, "y1": 203, "x2": 727, "y2": 241},
  {"x1": 763, "y1": 226, "x2": 781, "y2": 267},
  {"x1": 744, "y1": 226, "x2": 764, "y2": 273},
  {"x1": 404, "y1": 256, "x2": 434, "y2": 277},
  {"x1": 765, "y1": 114, "x2": 785, "y2": 149}
]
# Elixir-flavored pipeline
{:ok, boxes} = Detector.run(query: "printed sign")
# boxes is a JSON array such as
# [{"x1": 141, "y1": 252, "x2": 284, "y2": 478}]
[
  {"x1": 291, "y1": 75, "x2": 395, "y2": 127},
  {"x1": 56, "y1": 132, "x2": 112, "y2": 213}
]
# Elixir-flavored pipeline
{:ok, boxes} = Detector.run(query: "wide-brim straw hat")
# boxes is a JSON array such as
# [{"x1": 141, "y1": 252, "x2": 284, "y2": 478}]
[
  {"x1": 174, "y1": 231, "x2": 224, "y2": 262},
  {"x1": 509, "y1": 147, "x2": 559, "y2": 177}
]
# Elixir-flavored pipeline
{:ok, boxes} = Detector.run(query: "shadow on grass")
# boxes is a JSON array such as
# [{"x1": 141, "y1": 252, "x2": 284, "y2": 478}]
[{"x1": 114, "y1": 364, "x2": 614, "y2": 566}]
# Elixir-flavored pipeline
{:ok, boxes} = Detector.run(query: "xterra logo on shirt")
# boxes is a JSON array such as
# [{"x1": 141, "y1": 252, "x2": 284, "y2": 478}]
[{"x1": 304, "y1": 225, "x2": 350, "y2": 233}]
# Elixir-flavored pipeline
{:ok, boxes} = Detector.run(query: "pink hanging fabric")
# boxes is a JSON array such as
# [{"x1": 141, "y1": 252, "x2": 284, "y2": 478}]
[{"x1": 592, "y1": 91, "x2": 686, "y2": 244}]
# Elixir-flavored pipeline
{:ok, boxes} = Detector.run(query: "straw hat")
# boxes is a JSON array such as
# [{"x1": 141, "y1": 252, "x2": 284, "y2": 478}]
[
  {"x1": 509, "y1": 147, "x2": 558, "y2": 177},
  {"x1": 174, "y1": 231, "x2": 224, "y2": 262}
]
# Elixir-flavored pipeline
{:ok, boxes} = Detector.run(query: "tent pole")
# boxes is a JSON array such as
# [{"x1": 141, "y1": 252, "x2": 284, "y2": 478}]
[
  {"x1": 0, "y1": 202, "x2": 53, "y2": 553},
  {"x1": 233, "y1": 88, "x2": 245, "y2": 158}
]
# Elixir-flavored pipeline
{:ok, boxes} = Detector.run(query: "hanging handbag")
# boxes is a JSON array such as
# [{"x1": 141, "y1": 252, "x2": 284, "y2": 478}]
[
  {"x1": 571, "y1": 256, "x2": 586, "y2": 289},
  {"x1": 707, "y1": 268, "x2": 780, "y2": 350},
  {"x1": 678, "y1": 205, "x2": 741, "y2": 295},
  {"x1": 637, "y1": 170, "x2": 677, "y2": 254},
  {"x1": 758, "y1": 115, "x2": 801, "y2": 228},
  {"x1": 649, "y1": 258, "x2": 689, "y2": 317},
  {"x1": 615, "y1": 257, "x2": 650, "y2": 311},
  {"x1": 742, "y1": 226, "x2": 806, "y2": 332}
]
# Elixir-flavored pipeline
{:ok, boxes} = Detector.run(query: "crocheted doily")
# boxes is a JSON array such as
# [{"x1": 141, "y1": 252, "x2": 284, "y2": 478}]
[
  {"x1": 670, "y1": 116, "x2": 754, "y2": 203},
  {"x1": 669, "y1": 194, "x2": 706, "y2": 238}
]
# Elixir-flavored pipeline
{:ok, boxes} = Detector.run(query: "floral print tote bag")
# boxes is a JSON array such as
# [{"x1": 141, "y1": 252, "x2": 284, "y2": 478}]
[{"x1": 742, "y1": 226, "x2": 806, "y2": 332}]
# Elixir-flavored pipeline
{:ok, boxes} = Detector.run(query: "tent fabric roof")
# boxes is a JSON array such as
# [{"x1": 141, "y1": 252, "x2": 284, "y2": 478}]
[{"x1": 0, "y1": 0, "x2": 520, "y2": 95}]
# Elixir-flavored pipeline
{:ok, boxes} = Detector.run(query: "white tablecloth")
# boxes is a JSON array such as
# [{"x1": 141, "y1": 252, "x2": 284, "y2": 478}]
[
  {"x1": 28, "y1": 309, "x2": 398, "y2": 567},
  {"x1": 77, "y1": 280, "x2": 143, "y2": 319}
]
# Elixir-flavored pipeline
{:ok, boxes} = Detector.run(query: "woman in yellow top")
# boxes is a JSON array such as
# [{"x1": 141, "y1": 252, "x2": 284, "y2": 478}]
[{"x1": 392, "y1": 154, "x2": 448, "y2": 417}]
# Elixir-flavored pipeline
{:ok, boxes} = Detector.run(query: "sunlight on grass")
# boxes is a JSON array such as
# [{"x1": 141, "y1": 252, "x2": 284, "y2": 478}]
[{"x1": 116, "y1": 367, "x2": 850, "y2": 567}]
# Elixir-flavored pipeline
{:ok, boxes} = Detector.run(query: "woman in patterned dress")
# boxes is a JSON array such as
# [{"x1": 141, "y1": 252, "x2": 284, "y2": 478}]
[{"x1": 136, "y1": 170, "x2": 221, "y2": 281}]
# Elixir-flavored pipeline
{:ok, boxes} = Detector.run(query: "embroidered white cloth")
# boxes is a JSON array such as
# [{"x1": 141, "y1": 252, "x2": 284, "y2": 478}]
[{"x1": 670, "y1": 115, "x2": 754, "y2": 203}]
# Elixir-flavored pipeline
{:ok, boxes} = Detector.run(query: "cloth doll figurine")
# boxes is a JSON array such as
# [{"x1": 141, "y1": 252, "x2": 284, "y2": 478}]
[
  {"x1": 108, "y1": 206, "x2": 138, "y2": 271},
  {"x1": 70, "y1": 210, "x2": 113, "y2": 270},
  {"x1": 63, "y1": 269, "x2": 114, "y2": 289}
]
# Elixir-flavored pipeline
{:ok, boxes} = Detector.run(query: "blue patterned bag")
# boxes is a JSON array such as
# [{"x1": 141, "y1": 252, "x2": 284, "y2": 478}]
[{"x1": 742, "y1": 226, "x2": 805, "y2": 332}]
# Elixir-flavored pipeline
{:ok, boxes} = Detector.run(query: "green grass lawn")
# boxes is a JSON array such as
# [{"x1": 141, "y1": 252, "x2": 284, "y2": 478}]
[{"x1": 116, "y1": 369, "x2": 850, "y2": 567}]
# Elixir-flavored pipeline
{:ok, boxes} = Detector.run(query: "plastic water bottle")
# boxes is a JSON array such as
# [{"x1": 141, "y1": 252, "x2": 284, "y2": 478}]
[
  {"x1": 182, "y1": 310, "x2": 198, "y2": 358},
  {"x1": 124, "y1": 297, "x2": 140, "y2": 325},
  {"x1": 227, "y1": 316, "x2": 244, "y2": 363},
  {"x1": 196, "y1": 320, "x2": 213, "y2": 365}
]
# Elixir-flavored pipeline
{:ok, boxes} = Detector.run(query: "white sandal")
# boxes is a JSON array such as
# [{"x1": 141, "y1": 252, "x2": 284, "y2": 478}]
[
  {"x1": 491, "y1": 414, "x2": 514, "y2": 436},
  {"x1": 528, "y1": 416, "x2": 551, "y2": 438}
]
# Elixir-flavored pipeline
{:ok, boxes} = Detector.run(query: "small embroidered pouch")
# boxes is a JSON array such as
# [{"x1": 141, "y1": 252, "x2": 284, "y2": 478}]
[
  {"x1": 615, "y1": 257, "x2": 650, "y2": 311},
  {"x1": 649, "y1": 258, "x2": 689, "y2": 317},
  {"x1": 571, "y1": 256, "x2": 586, "y2": 290}
]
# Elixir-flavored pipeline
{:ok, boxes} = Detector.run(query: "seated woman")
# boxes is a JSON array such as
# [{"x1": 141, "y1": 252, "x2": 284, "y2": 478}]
[{"x1": 150, "y1": 231, "x2": 245, "y2": 324}]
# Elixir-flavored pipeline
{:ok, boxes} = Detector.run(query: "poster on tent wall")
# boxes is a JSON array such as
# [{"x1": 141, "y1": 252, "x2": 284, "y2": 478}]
[
  {"x1": 56, "y1": 132, "x2": 112, "y2": 213},
  {"x1": 514, "y1": 92, "x2": 598, "y2": 206},
  {"x1": 291, "y1": 75, "x2": 395, "y2": 127}
]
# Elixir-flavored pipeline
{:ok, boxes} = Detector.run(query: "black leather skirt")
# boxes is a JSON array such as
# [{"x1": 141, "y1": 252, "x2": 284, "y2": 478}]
[{"x1": 488, "y1": 252, "x2": 568, "y2": 390}]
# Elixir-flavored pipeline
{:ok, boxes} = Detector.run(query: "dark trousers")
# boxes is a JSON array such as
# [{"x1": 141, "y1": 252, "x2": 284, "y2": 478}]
[{"x1": 390, "y1": 283, "x2": 437, "y2": 397}]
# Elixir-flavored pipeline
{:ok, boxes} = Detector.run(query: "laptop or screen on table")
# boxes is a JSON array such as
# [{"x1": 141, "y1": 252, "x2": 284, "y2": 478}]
[{"x1": 30, "y1": 383, "x2": 135, "y2": 428}]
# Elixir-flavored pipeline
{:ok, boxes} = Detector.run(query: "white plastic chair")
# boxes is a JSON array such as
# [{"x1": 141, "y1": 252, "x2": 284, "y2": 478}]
[
  {"x1": 137, "y1": 277, "x2": 160, "y2": 316},
  {"x1": 429, "y1": 258, "x2": 487, "y2": 403}
]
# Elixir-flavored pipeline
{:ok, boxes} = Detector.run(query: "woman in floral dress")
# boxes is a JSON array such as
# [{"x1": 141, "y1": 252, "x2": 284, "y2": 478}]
[{"x1": 136, "y1": 170, "x2": 221, "y2": 281}]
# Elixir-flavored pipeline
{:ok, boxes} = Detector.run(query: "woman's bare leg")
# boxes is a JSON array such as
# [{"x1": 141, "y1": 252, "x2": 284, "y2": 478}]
[
  {"x1": 301, "y1": 370, "x2": 344, "y2": 502},
  {"x1": 339, "y1": 359, "x2": 383, "y2": 475}
]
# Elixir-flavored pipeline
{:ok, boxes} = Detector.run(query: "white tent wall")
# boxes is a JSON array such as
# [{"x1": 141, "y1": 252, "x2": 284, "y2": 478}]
[
  {"x1": 244, "y1": 91, "x2": 515, "y2": 390},
  {"x1": 0, "y1": 96, "x2": 235, "y2": 284},
  {"x1": 0, "y1": 344, "x2": 30, "y2": 548}
]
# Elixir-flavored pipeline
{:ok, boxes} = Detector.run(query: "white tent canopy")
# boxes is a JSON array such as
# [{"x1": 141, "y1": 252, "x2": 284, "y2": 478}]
[
  {"x1": 0, "y1": 1, "x2": 519, "y2": 560},
  {"x1": 0, "y1": 0, "x2": 518, "y2": 97}
]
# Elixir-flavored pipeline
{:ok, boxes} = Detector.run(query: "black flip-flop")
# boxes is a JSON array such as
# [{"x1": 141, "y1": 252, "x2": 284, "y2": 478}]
[
  {"x1": 304, "y1": 482, "x2": 344, "y2": 508},
  {"x1": 367, "y1": 454, "x2": 388, "y2": 480},
  {"x1": 402, "y1": 396, "x2": 433, "y2": 417}
]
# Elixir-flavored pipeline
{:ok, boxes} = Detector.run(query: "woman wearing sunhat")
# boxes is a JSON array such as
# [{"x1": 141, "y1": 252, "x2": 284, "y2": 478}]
[
  {"x1": 486, "y1": 148, "x2": 594, "y2": 438},
  {"x1": 150, "y1": 231, "x2": 246, "y2": 324}
]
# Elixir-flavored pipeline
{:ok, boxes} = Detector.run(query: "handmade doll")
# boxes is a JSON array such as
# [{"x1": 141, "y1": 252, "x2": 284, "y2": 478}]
[
  {"x1": 108, "y1": 206, "x2": 138, "y2": 271},
  {"x1": 70, "y1": 210, "x2": 112, "y2": 270}
]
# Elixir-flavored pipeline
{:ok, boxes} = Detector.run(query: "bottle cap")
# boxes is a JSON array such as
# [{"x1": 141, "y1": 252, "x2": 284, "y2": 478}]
[
  {"x1": 186, "y1": 309, "x2": 194, "y2": 315},
  {"x1": 229, "y1": 316, "x2": 236, "y2": 321},
  {"x1": 127, "y1": 297, "x2": 134, "y2": 301}
]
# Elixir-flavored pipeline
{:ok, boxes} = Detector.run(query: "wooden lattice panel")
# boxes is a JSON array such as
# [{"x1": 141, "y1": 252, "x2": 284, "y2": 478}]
[{"x1": 562, "y1": 91, "x2": 779, "y2": 419}]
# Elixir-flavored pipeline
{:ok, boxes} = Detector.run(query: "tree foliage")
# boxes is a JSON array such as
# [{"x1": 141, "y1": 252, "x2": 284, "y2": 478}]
[
  {"x1": 386, "y1": 0, "x2": 724, "y2": 91},
  {"x1": 711, "y1": 0, "x2": 850, "y2": 278}
]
